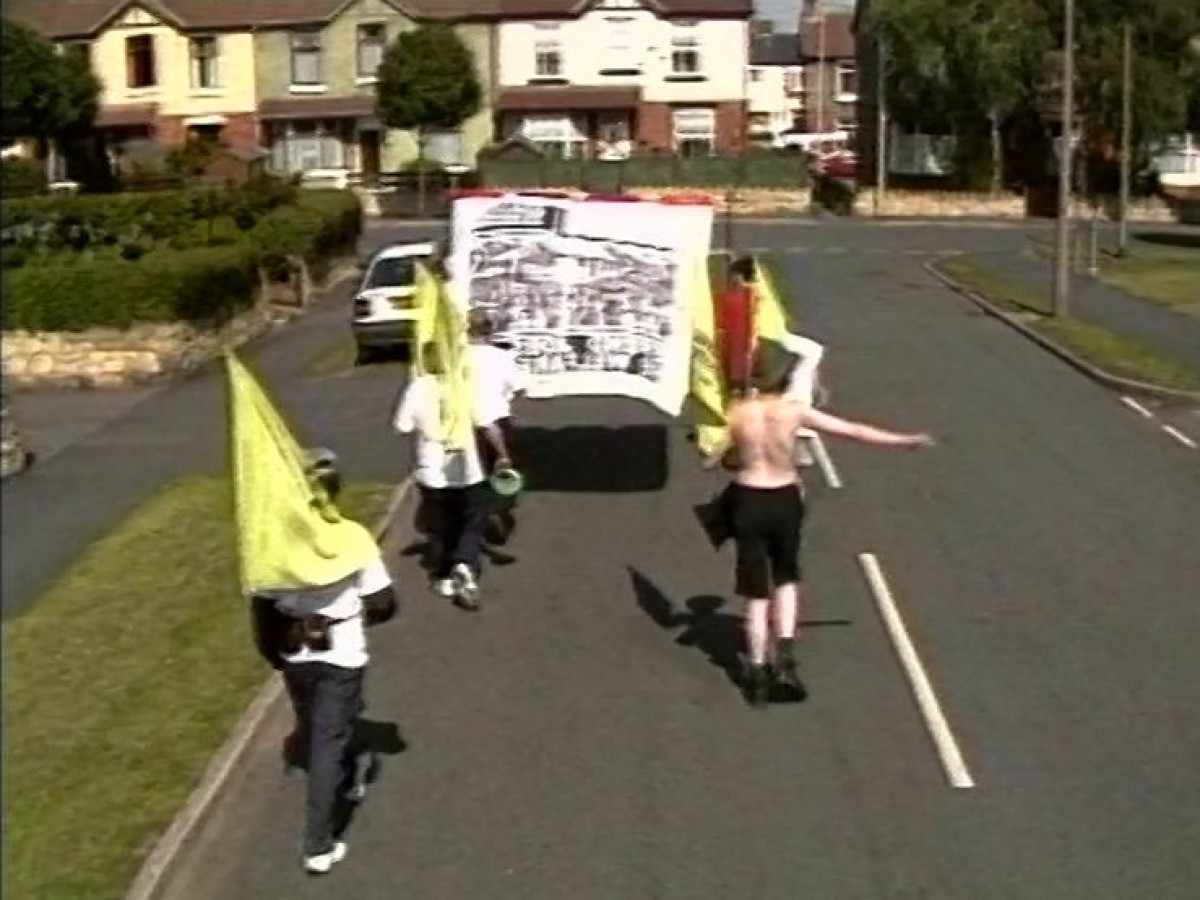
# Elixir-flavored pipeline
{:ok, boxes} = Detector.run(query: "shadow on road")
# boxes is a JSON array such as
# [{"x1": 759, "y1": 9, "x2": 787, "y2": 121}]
[
  {"x1": 631, "y1": 567, "x2": 856, "y2": 695},
  {"x1": 630, "y1": 568, "x2": 744, "y2": 692},
  {"x1": 281, "y1": 717, "x2": 409, "y2": 847},
  {"x1": 512, "y1": 424, "x2": 669, "y2": 493}
]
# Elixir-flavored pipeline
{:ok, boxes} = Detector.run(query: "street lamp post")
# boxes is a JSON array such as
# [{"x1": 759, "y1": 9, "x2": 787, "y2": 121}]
[
  {"x1": 1118, "y1": 19, "x2": 1133, "y2": 255},
  {"x1": 1053, "y1": 0, "x2": 1076, "y2": 318},
  {"x1": 874, "y1": 32, "x2": 888, "y2": 214}
]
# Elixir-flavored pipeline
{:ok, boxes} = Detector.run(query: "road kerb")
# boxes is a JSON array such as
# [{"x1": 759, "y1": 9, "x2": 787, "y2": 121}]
[
  {"x1": 125, "y1": 475, "x2": 415, "y2": 900},
  {"x1": 924, "y1": 259, "x2": 1200, "y2": 405}
]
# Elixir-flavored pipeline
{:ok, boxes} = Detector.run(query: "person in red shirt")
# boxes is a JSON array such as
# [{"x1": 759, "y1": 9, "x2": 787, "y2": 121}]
[{"x1": 717, "y1": 257, "x2": 759, "y2": 393}]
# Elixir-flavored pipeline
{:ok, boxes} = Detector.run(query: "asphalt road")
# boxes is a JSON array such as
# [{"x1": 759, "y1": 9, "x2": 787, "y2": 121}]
[{"x1": 156, "y1": 226, "x2": 1200, "y2": 900}]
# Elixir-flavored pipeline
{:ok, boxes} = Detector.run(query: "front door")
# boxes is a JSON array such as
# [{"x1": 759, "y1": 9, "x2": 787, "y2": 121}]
[{"x1": 360, "y1": 130, "x2": 381, "y2": 178}]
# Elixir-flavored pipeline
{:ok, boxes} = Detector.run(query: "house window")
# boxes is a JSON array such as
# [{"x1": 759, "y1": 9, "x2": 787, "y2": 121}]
[
  {"x1": 518, "y1": 114, "x2": 586, "y2": 159},
  {"x1": 672, "y1": 106, "x2": 715, "y2": 156},
  {"x1": 784, "y1": 67, "x2": 804, "y2": 94},
  {"x1": 669, "y1": 24, "x2": 702, "y2": 76},
  {"x1": 357, "y1": 23, "x2": 386, "y2": 79},
  {"x1": 289, "y1": 31, "x2": 323, "y2": 86},
  {"x1": 532, "y1": 24, "x2": 562, "y2": 79},
  {"x1": 603, "y1": 16, "x2": 637, "y2": 71},
  {"x1": 268, "y1": 119, "x2": 349, "y2": 173},
  {"x1": 125, "y1": 35, "x2": 156, "y2": 88},
  {"x1": 189, "y1": 36, "x2": 220, "y2": 89},
  {"x1": 836, "y1": 63, "x2": 857, "y2": 98},
  {"x1": 749, "y1": 68, "x2": 763, "y2": 83},
  {"x1": 425, "y1": 130, "x2": 464, "y2": 165}
]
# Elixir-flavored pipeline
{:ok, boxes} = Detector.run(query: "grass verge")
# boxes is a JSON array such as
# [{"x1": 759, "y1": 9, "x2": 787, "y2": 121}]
[
  {"x1": 1029, "y1": 234, "x2": 1200, "y2": 317},
  {"x1": 933, "y1": 255, "x2": 1200, "y2": 393},
  {"x1": 1, "y1": 476, "x2": 391, "y2": 900}
]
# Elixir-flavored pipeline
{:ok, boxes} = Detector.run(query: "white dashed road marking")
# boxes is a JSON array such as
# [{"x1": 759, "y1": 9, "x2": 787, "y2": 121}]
[
  {"x1": 857, "y1": 553, "x2": 976, "y2": 790},
  {"x1": 1163, "y1": 426, "x2": 1199, "y2": 450}
]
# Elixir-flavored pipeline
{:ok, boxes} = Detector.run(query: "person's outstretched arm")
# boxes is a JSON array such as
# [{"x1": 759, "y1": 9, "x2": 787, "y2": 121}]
[{"x1": 801, "y1": 406, "x2": 934, "y2": 448}]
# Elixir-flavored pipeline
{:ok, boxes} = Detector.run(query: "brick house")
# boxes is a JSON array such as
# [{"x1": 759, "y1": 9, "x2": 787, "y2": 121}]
[
  {"x1": 251, "y1": 0, "x2": 494, "y2": 178},
  {"x1": 747, "y1": 20, "x2": 805, "y2": 146},
  {"x1": 492, "y1": 0, "x2": 754, "y2": 158},
  {"x1": 6, "y1": 0, "x2": 262, "y2": 160},
  {"x1": 797, "y1": 0, "x2": 857, "y2": 137}
]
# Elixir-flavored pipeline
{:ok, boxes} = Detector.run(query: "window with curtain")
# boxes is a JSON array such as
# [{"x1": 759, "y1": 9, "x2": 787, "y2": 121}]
[
  {"x1": 672, "y1": 107, "x2": 716, "y2": 156},
  {"x1": 289, "y1": 31, "x2": 323, "y2": 85},
  {"x1": 268, "y1": 120, "x2": 348, "y2": 173},
  {"x1": 669, "y1": 24, "x2": 702, "y2": 76},
  {"x1": 357, "y1": 23, "x2": 386, "y2": 78},
  {"x1": 189, "y1": 36, "x2": 220, "y2": 89}
]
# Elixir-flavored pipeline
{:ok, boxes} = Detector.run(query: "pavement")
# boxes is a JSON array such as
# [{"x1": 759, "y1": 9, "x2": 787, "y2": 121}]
[
  {"x1": 975, "y1": 235, "x2": 1200, "y2": 376},
  {"x1": 152, "y1": 223, "x2": 1200, "y2": 900}
]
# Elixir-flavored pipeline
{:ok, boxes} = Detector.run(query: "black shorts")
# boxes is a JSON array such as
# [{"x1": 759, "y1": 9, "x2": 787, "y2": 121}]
[{"x1": 727, "y1": 483, "x2": 805, "y2": 598}]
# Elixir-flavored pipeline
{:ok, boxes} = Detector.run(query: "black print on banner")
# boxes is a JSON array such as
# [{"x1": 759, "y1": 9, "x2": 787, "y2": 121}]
[
  {"x1": 497, "y1": 330, "x2": 667, "y2": 381},
  {"x1": 474, "y1": 200, "x2": 566, "y2": 234}
]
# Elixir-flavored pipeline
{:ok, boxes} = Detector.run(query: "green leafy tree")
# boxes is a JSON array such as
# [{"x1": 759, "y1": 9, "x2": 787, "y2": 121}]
[
  {"x1": 1, "y1": 20, "x2": 100, "y2": 147},
  {"x1": 375, "y1": 22, "x2": 481, "y2": 208}
]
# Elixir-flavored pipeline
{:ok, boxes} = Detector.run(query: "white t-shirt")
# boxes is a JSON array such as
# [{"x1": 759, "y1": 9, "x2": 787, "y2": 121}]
[
  {"x1": 466, "y1": 342, "x2": 525, "y2": 425},
  {"x1": 393, "y1": 374, "x2": 487, "y2": 489},
  {"x1": 261, "y1": 555, "x2": 392, "y2": 670}
]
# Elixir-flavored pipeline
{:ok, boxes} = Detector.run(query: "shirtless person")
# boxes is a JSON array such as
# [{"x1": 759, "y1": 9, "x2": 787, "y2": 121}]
[{"x1": 712, "y1": 340, "x2": 934, "y2": 708}]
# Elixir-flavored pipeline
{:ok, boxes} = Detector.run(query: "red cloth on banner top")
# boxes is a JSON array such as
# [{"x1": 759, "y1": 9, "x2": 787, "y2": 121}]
[{"x1": 717, "y1": 284, "x2": 757, "y2": 389}]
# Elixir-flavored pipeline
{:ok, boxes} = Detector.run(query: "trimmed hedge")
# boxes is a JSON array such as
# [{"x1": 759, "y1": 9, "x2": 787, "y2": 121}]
[
  {"x1": 2, "y1": 245, "x2": 261, "y2": 332},
  {"x1": 2, "y1": 189, "x2": 363, "y2": 332}
]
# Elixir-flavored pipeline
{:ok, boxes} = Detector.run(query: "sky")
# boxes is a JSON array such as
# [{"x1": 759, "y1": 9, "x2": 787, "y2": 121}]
[{"x1": 755, "y1": 0, "x2": 856, "y2": 30}]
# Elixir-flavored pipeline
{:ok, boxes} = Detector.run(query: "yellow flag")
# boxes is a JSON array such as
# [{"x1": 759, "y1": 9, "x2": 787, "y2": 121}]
[
  {"x1": 687, "y1": 253, "x2": 729, "y2": 457},
  {"x1": 413, "y1": 263, "x2": 474, "y2": 449},
  {"x1": 753, "y1": 256, "x2": 792, "y2": 343},
  {"x1": 225, "y1": 352, "x2": 378, "y2": 594}
]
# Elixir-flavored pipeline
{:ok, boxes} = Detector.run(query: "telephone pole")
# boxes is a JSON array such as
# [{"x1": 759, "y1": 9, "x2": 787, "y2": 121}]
[{"x1": 1117, "y1": 19, "x2": 1133, "y2": 255}]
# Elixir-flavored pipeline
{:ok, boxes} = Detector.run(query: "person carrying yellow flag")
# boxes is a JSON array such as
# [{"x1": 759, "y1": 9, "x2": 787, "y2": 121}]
[
  {"x1": 737, "y1": 256, "x2": 828, "y2": 468},
  {"x1": 226, "y1": 352, "x2": 399, "y2": 875},
  {"x1": 412, "y1": 262, "x2": 474, "y2": 450}
]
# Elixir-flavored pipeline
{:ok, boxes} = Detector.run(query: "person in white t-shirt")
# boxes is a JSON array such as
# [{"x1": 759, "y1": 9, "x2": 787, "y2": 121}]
[
  {"x1": 464, "y1": 309, "x2": 525, "y2": 543},
  {"x1": 393, "y1": 343, "x2": 512, "y2": 610},
  {"x1": 250, "y1": 452, "x2": 398, "y2": 875}
]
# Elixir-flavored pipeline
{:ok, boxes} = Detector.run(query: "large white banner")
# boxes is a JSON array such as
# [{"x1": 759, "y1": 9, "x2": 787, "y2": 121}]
[{"x1": 446, "y1": 192, "x2": 714, "y2": 415}]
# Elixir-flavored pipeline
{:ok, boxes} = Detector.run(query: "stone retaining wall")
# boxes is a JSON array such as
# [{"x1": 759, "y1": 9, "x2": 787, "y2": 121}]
[{"x1": 2, "y1": 260, "x2": 355, "y2": 391}]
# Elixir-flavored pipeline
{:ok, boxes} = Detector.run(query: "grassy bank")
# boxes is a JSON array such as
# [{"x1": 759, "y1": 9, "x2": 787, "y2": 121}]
[
  {"x1": 1098, "y1": 238, "x2": 1200, "y2": 317},
  {"x1": 932, "y1": 256, "x2": 1200, "y2": 393},
  {"x1": 1, "y1": 476, "x2": 390, "y2": 900}
]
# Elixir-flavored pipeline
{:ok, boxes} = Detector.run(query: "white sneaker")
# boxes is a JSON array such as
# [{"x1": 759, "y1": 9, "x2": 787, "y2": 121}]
[
  {"x1": 432, "y1": 578, "x2": 456, "y2": 599},
  {"x1": 451, "y1": 563, "x2": 479, "y2": 599},
  {"x1": 303, "y1": 841, "x2": 347, "y2": 875}
]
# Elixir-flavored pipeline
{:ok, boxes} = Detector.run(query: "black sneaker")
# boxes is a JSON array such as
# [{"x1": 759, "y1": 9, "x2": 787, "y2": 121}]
[
  {"x1": 773, "y1": 639, "x2": 808, "y2": 703},
  {"x1": 745, "y1": 663, "x2": 771, "y2": 709}
]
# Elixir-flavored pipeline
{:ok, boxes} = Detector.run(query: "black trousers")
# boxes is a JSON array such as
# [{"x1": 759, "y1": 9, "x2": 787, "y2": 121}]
[
  {"x1": 418, "y1": 482, "x2": 492, "y2": 578},
  {"x1": 282, "y1": 662, "x2": 365, "y2": 856}
]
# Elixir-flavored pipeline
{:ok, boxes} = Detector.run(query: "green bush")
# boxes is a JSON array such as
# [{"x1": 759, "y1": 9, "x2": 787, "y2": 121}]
[
  {"x1": 2, "y1": 244, "x2": 260, "y2": 332},
  {"x1": 2, "y1": 184, "x2": 360, "y2": 332},
  {"x1": 1, "y1": 158, "x2": 47, "y2": 197},
  {"x1": 1, "y1": 176, "x2": 300, "y2": 251},
  {"x1": 249, "y1": 189, "x2": 362, "y2": 281}
]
